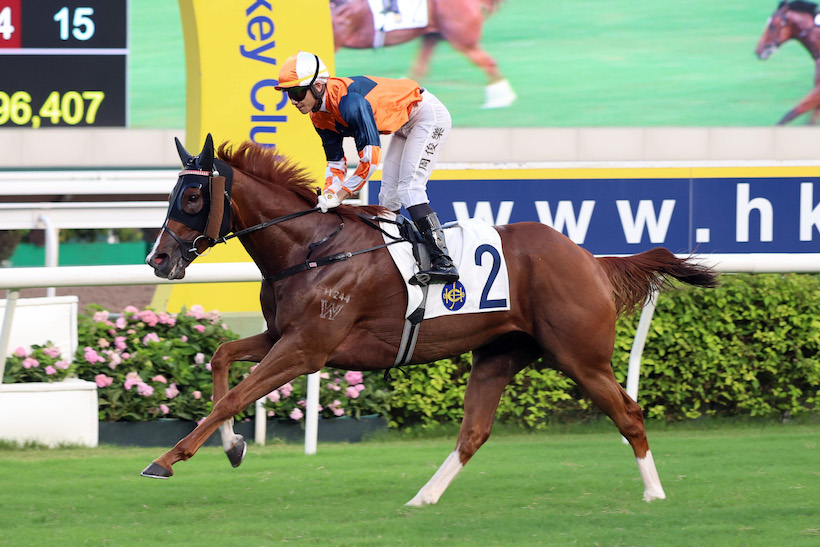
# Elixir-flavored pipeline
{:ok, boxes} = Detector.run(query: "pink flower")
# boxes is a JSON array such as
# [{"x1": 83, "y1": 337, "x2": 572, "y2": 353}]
[
  {"x1": 44, "y1": 366, "x2": 57, "y2": 375},
  {"x1": 159, "y1": 404, "x2": 170, "y2": 415},
  {"x1": 165, "y1": 383, "x2": 180, "y2": 399},
  {"x1": 329, "y1": 400, "x2": 345, "y2": 417},
  {"x1": 115, "y1": 316, "x2": 127, "y2": 329},
  {"x1": 266, "y1": 390, "x2": 281, "y2": 403},
  {"x1": 355, "y1": 384, "x2": 366, "y2": 393},
  {"x1": 186, "y1": 305, "x2": 206, "y2": 319},
  {"x1": 124, "y1": 305, "x2": 139, "y2": 314},
  {"x1": 158, "y1": 313, "x2": 176, "y2": 326},
  {"x1": 43, "y1": 346, "x2": 62, "y2": 358},
  {"x1": 345, "y1": 386, "x2": 360, "y2": 399},
  {"x1": 84, "y1": 347, "x2": 105, "y2": 365},
  {"x1": 327, "y1": 382, "x2": 341, "y2": 391},
  {"x1": 92, "y1": 310, "x2": 109, "y2": 323},
  {"x1": 124, "y1": 372, "x2": 141, "y2": 390},
  {"x1": 96, "y1": 338, "x2": 110, "y2": 348},
  {"x1": 180, "y1": 335, "x2": 188, "y2": 342},
  {"x1": 94, "y1": 374, "x2": 113, "y2": 388},
  {"x1": 344, "y1": 370, "x2": 364, "y2": 385},
  {"x1": 22, "y1": 357, "x2": 39, "y2": 369},
  {"x1": 206, "y1": 362, "x2": 212, "y2": 371},
  {"x1": 193, "y1": 390, "x2": 202, "y2": 400},
  {"x1": 142, "y1": 332, "x2": 160, "y2": 345},
  {"x1": 121, "y1": 352, "x2": 130, "y2": 360},
  {"x1": 137, "y1": 383, "x2": 154, "y2": 397},
  {"x1": 197, "y1": 417, "x2": 206, "y2": 425},
  {"x1": 193, "y1": 324, "x2": 206, "y2": 333},
  {"x1": 137, "y1": 310, "x2": 159, "y2": 327},
  {"x1": 13, "y1": 347, "x2": 28, "y2": 357},
  {"x1": 105, "y1": 351, "x2": 122, "y2": 369},
  {"x1": 113, "y1": 336, "x2": 127, "y2": 351},
  {"x1": 152, "y1": 375, "x2": 167, "y2": 384},
  {"x1": 194, "y1": 352, "x2": 205, "y2": 364},
  {"x1": 55, "y1": 360, "x2": 70, "y2": 370},
  {"x1": 279, "y1": 382, "x2": 293, "y2": 398},
  {"x1": 289, "y1": 408, "x2": 303, "y2": 421}
]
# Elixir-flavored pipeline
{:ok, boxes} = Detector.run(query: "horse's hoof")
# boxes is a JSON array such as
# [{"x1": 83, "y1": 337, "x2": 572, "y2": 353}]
[
  {"x1": 225, "y1": 435, "x2": 247, "y2": 468},
  {"x1": 140, "y1": 462, "x2": 173, "y2": 479}
]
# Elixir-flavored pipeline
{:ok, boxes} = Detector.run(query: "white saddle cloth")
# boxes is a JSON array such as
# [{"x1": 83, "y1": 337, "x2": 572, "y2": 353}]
[
  {"x1": 367, "y1": 0, "x2": 429, "y2": 33},
  {"x1": 381, "y1": 216, "x2": 511, "y2": 320}
]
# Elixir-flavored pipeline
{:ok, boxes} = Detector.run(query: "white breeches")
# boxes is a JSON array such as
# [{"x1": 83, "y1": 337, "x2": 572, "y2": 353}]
[{"x1": 379, "y1": 90, "x2": 452, "y2": 211}]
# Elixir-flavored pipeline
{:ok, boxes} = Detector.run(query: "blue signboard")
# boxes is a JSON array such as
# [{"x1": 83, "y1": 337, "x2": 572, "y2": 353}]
[{"x1": 368, "y1": 172, "x2": 820, "y2": 255}]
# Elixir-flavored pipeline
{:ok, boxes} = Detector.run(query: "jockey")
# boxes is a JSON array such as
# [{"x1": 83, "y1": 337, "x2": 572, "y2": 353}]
[{"x1": 274, "y1": 51, "x2": 458, "y2": 285}]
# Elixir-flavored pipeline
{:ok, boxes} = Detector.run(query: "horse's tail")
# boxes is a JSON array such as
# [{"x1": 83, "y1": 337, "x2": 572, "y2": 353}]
[{"x1": 596, "y1": 247, "x2": 719, "y2": 317}]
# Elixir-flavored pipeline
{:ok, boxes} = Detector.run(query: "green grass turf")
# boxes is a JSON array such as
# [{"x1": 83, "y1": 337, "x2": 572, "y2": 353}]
[
  {"x1": 129, "y1": 0, "x2": 814, "y2": 129},
  {"x1": 0, "y1": 421, "x2": 817, "y2": 545}
]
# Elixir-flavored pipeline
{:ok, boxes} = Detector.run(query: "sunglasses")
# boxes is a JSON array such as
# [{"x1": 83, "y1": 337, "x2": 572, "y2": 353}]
[{"x1": 287, "y1": 86, "x2": 310, "y2": 102}]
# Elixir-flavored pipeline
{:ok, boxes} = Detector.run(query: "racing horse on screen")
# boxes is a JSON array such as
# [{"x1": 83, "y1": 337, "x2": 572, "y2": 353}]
[
  {"x1": 330, "y1": 0, "x2": 516, "y2": 108},
  {"x1": 142, "y1": 134, "x2": 718, "y2": 505},
  {"x1": 756, "y1": 1, "x2": 820, "y2": 124}
]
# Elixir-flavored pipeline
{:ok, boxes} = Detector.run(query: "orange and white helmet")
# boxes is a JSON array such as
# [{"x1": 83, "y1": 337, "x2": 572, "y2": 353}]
[{"x1": 274, "y1": 51, "x2": 329, "y2": 90}]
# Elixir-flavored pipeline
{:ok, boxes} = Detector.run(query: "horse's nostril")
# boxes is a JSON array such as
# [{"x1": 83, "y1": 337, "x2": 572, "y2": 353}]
[{"x1": 153, "y1": 254, "x2": 166, "y2": 266}]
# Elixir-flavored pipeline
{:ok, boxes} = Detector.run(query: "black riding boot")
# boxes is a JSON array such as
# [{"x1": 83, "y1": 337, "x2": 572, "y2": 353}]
[{"x1": 412, "y1": 213, "x2": 459, "y2": 285}]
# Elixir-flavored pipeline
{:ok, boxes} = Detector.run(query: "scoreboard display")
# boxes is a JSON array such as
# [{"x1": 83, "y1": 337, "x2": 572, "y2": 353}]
[{"x1": 0, "y1": 0, "x2": 127, "y2": 128}]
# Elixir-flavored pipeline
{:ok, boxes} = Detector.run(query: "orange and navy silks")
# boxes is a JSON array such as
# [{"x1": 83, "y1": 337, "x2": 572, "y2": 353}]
[{"x1": 311, "y1": 76, "x2": 422, "y2": 193}]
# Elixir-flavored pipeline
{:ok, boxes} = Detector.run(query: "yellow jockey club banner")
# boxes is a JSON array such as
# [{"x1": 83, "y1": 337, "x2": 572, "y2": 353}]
[{"x1": 156, "y1": 0, "x2": 334, "y2": 313}]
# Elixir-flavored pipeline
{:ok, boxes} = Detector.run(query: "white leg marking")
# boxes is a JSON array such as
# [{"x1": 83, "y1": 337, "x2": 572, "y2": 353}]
[
  {"x1": 219, "y1": 418, "x2": 237, "y2": 451},
  {"x1": 406, "y1": 450, "x2": 464, "y2": 506},
  {"x1": 636, "y1": 450, "x2": 667, "y2": 502}
]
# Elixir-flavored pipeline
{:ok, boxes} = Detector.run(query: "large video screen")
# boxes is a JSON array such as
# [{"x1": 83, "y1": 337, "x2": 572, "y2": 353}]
[{"x1": 127, "y1": 0, "x2": 807, "y2": 128}]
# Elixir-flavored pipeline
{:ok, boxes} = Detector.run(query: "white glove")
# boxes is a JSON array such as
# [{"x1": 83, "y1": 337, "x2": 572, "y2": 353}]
[{"x1": 317, "y1": 190, "x2": 341, "y2": 213}]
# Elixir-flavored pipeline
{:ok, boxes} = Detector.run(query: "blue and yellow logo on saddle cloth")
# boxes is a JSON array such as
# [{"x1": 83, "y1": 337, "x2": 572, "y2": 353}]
[
  {"x1": 382, "y1": 217, "x2": 511, "y2": 320},
  {"x1": 441, "y1": 281, "x2": 467, "y2": 311}
]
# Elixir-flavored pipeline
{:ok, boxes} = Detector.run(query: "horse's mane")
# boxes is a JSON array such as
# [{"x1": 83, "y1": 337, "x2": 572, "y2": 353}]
[
  {"x1": 216, "y1": 141, "x2": 388, "y2": 219},
  {"x1": 783, "y1": 0, "x2": 818, "y2": 15}
]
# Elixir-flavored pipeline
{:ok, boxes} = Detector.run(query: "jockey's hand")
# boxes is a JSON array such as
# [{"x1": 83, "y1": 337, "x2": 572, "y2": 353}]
[{"x1": 317, "y1": 189, "x2": 341, "y2": 213}]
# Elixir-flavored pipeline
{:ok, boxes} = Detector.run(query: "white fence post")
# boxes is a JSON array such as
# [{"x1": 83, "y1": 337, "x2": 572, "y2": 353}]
[
  {"x1": 0, "y1": 290, "x2": 20, "y2": 383},
  {"x1": 304, "y1": 372, "x2": 320, "y2": 455}
]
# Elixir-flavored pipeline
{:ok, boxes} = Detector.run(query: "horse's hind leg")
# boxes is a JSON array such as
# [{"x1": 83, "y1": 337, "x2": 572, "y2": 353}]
[
  {"x1": 208, "y1": 332, "x2": 276, "y2": 467},
  {"x1": 406, "y1": 337, "x2": 536, "y2": 506},
  {"x1": 562, "y1": 360, "x2": 666, "y2": 501},
  {"x1": 409, "y1": 34, "x2": 441, "y2": 81}
]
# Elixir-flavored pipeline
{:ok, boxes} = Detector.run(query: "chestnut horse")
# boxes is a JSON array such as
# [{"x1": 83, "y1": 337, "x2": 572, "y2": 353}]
[
  {"x1": 330, "y1": 0, "x2": 516, "y2": 108},
  {"x1": 142, "y1": 134, "x2": 718, "y2": 506},
  {"x1": 756, "y1": 0, "x2": 820, "y2": 124}
]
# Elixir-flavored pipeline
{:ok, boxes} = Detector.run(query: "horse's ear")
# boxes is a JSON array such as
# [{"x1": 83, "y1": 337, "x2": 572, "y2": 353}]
[
  {"x1": 175, "y1": 137, "x2": 193, "y2": 166},
  {"x1": 199, "y1": 133, "x2": 215, "y2": 172}
]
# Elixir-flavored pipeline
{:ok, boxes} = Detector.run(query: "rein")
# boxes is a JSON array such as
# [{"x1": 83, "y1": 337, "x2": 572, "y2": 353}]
[
  {"x1": 190, "y1": 200, "x2": 407, "y2": 283},
  {"x1": 262, "y1": 213, "x2": 407, "y2": 283}
]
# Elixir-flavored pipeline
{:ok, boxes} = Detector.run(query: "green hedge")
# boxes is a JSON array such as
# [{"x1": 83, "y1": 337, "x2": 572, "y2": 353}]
[{"x1": 384, "y1": 273, "x2": 820, "y2": 428}]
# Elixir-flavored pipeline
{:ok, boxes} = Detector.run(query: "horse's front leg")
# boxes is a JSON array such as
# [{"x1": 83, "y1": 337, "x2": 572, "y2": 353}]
[
  {"x1": 778, "y1": 86, "x2": 820, "y2": 124},
  {"x1": 210, "y1": 332, "x2": 277, "y2": 467},
  {"x1": 141, "y1": 335, "x2": 326, "y2": 479}
]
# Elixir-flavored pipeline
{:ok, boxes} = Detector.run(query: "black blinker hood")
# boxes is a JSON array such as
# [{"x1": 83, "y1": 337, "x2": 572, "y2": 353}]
[{"x1": 167, "y1": 134, "x2": 234, "y2": 238}]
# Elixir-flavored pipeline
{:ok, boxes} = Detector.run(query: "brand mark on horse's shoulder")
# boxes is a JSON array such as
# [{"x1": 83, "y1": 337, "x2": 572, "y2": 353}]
[
  {"x1": 323, "y1": 287, "x2": 351, "y2": 303},
  {"x1": 320, "y1": 299, "x2": 345, "y2": 321}
]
